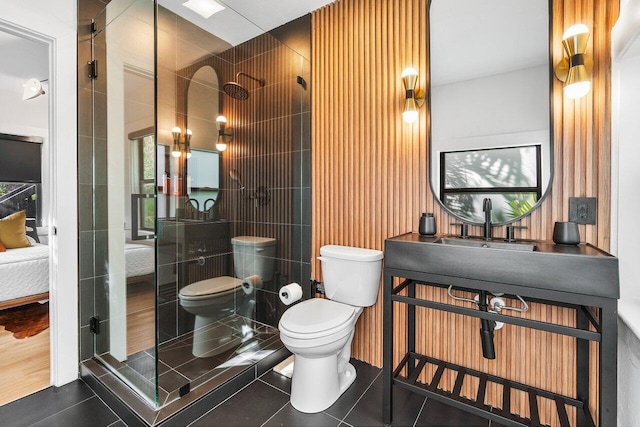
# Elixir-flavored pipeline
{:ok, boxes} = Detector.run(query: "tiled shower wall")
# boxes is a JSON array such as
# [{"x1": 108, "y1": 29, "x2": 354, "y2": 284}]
[
  {"x1": 77, "y1": 0, "x2": 311, "y2": 360},
  {"x1": 222, "y1": 15, "x2": 312, "y2": 328},
  {"x1": 165, "y1": 14, "x2": 313, "y2": 336}
]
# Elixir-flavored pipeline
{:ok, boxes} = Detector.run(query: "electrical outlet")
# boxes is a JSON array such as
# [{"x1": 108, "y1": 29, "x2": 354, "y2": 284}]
[{"x1": 569, "y1": 197, "x2": 597, "y2": 224}]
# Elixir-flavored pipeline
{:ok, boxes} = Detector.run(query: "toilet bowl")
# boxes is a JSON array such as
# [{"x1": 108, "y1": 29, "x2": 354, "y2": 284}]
[
  {"x1": 179, "y1": 236, "x2": 277, "y2": 357},
  {"x1": 278, "y1": 245, "x2": 383, "y2": 413},
  {"x1": 179, "y1": 276, "x2": 243, "y2": 357}
]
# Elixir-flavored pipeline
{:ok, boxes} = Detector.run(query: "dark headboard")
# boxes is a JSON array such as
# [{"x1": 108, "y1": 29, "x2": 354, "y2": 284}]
[{"x1": 0, "y1": 133, "x2": 43, "y2": 183}]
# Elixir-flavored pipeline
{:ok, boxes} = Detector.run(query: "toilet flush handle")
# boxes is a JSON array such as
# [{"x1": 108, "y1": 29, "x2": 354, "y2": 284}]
[{"x1": 317, "y1": 256, "x2": 327, "y2": 262}]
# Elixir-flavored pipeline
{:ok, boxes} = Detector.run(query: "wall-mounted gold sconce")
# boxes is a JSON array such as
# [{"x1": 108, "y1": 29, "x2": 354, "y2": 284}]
[
  {"x1": 401, "y1": 67, "x2": 425, "y2": 123},
  {"x1": 554, "y1": 24, "x2": 593, "y2": 99},
  {"x1": 216, "y1": 115, "x2": 233, "y2": 152},
  {"x1": 171, "y1": 127, "x2": 192, "y2": 158}
]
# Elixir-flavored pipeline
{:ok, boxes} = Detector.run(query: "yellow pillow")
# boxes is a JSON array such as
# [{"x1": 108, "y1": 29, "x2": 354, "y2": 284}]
[{"x1": 0, "y1": 210, "x2": 31, "y2": 249}]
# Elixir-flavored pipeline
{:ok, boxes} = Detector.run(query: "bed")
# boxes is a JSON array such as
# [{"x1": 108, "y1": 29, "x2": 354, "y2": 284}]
[
  {"x1": 125, "y1": 242, "x2": 155, "y2": 284},
  {"x1": 0, "y1": 241, "x2": 155, "y2": 310},
  {"x1": 0, "y1": 243, "x2": 49, "y2": 310}
]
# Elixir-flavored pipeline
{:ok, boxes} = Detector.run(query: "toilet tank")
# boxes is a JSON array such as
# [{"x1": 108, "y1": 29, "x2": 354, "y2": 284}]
[
  {"x1": 319, "y1": 245, "x2": 384, "y2": 307},
  {"x1": 231, "y1": 236, "x2": 277, "y2": 281}
]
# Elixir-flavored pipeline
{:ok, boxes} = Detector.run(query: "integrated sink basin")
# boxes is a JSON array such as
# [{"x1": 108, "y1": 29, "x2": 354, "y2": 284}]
[
  {"x1": 433, "y1": 237, "x2": 536, "y2": 252},
  {"x1": 385, "y1": 233, "x2": 619, "y2": 299}
]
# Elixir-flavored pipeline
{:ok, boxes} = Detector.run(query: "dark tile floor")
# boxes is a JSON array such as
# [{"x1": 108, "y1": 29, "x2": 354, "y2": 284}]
[
  {"x1": 0, "y1": 359, "x2": 497, "y2": 427},
  {"x1": 96, "y1": 314, "x2": 281, "y2": 408}
]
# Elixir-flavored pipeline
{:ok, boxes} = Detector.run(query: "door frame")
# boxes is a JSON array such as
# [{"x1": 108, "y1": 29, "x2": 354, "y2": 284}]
[{"x1": 0, "y1": 4, "x2": 79, "y2": 387}]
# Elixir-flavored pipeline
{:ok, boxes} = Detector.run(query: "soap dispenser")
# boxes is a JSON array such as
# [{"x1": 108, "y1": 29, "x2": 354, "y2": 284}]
[{"x1": 419, "y1": 213, "x2": 436, "y2": 236}]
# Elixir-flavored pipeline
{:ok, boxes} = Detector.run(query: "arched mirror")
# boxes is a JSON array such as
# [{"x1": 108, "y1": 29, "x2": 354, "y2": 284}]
[
  {"x1": 186, "y1": 65, "x2": 222, "y2": 218},
  {"x1": 428, "y1": 0, "x2": 553, "y2": 224}
]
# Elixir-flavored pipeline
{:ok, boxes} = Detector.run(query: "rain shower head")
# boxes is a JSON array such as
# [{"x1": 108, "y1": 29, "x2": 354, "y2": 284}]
[
  {"x1": 223, "y1": 72, "x2": 265, "y2": 100},
  {"x1": 223, "y1": 82, "x2": 249, "y2": 100}
]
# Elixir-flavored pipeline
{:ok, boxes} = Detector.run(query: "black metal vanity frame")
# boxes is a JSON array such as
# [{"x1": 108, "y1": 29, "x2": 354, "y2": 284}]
[{"x1": 382, "y1": 239, "x2": 617, "y2": 427}]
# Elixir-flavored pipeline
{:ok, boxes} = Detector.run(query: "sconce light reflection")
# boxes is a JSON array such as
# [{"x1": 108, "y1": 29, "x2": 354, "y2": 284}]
[
  {"x1": 171, "y1": 127, "x2": 192, "y2": 158},
  {"x1": 216, "y1": 115, "x2": 233, "y2": 152},
  {"x1": 554, "y1": 24, "x2": 593, "y2": 99},
  {"x1": 401, "y1": 67, "x2": 425, "y2": 123}
]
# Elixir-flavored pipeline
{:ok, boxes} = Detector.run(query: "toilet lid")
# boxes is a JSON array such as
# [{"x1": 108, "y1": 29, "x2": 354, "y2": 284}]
[
  {"x1": 180, "y1": 276, "x2": 241, "y2": 299},
  {"x1": 279, "y1": 298, "x2": 357, "y2": 335}
]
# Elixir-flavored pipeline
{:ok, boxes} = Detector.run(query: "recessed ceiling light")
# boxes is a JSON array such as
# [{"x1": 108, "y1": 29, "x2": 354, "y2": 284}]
[{"x1": 182, "y1": 0, "x2": 225, "y2": 19}]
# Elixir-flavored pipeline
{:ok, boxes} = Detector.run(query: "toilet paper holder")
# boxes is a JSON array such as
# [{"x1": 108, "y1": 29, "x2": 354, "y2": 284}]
[{"x1": 279, "y1": 282, "x2": 303, "y2": 305}]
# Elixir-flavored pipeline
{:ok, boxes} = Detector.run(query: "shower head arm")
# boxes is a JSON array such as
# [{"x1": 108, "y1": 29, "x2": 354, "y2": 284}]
[{"x1": 236, "y1": 72, "x2": 265, "y2": 87}]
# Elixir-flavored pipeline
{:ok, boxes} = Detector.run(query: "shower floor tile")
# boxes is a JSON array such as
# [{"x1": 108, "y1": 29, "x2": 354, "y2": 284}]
[{"x1": 100, "y1": 314, "x2": 281, "y2": 408}]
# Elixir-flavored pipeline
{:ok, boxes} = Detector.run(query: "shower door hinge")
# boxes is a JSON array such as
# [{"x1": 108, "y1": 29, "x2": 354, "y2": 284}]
[
  {"x1": 88, "y1": 60, "x2": 98, "y2": 80},
  {"x1": 90, "y1": 20, "x2": 97, "y2": 34},
  {"x1": 89, "y1": 316, "x2": 100, "y2": 334}
]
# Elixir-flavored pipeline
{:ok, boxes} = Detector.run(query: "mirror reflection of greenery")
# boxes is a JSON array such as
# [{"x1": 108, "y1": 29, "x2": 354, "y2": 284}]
[{"x1": 443, "y1": 150, "x2": 538, "y2": 223}]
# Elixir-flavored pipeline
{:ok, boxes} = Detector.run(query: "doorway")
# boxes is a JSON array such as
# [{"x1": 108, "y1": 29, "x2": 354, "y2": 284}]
[{"x1": 0, "y1": 29, "x2": 50, "y2": 405}]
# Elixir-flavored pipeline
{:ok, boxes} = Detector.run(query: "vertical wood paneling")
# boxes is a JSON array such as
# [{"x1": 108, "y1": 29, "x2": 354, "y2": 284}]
[{"x1": 312, "y1": 0, "x2": 617, "y2": 424}]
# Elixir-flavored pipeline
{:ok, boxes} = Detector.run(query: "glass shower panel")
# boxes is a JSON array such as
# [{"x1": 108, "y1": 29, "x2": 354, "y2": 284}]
[
  {"x1": 85, "y1": 0, "x2": 310, "y2": 411},
  {"x1": 91, "y1": 0, "x2": 159, "y2": 407}
]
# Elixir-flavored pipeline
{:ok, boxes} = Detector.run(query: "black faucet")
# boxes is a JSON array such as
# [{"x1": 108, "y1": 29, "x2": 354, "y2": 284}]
[{"x1": 482, "y1": 198, "x2": 492, "y2": 240}]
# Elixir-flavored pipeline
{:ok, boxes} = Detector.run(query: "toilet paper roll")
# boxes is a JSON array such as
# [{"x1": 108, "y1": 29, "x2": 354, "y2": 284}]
[
  {"x1": 242, "y1": 275, "x2": 263, "y2": 294},
  {"x1": 279, "y1": 283, "x2": 303, "y2": 305}
]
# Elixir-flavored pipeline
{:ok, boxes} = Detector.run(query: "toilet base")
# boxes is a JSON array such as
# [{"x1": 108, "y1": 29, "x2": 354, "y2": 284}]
[
  {"x1": 290, "y1": 354, "x2": 357, "y2": 413},
  {"x1": 192, "y1": 316, "x2": 241, "y2": 358}
]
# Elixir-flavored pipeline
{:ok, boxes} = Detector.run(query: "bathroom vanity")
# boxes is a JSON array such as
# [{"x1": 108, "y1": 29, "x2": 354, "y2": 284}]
[{"x1": 382, "y1": 233, "x2": 619, "y2": 427}]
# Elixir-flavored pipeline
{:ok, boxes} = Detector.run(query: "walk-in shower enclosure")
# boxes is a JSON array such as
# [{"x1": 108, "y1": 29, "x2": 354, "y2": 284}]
[{"x1": 78, "y1": 0, "x2": 311, "y2": 409}]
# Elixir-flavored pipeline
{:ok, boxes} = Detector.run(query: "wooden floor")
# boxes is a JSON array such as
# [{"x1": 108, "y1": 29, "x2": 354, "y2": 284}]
[
  {"x1": 126, "y1": 281, "x2": 155, "y2": 355},
  {"x1": 0, "y1": 281, "x2": 157, "y2": 407},
  {"x1": 0, "y1": 326, "x2": 50, "y2": 406}
]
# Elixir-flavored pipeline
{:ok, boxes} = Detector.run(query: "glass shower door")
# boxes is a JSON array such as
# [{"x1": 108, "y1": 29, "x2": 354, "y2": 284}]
[{"x1": 90, "y1": 0, "x2": 159, "y2": 408}]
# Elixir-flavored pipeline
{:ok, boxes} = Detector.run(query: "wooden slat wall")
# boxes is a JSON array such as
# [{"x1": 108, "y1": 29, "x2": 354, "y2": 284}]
[
  {"x1": 313, "y1": 0, "x2": 430, "y2": 373},
  {"x1": 311, "y1": 0, "x2": 618, "y2": 424}
]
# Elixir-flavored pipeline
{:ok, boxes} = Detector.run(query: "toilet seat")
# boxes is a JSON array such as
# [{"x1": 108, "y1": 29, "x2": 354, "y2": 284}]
[
  {"x1": 179, "y1": 276, "x2": 242, "y2": 301},
  {"x1": 279, "y1": 298, "x2": 358, "y2": 340}
]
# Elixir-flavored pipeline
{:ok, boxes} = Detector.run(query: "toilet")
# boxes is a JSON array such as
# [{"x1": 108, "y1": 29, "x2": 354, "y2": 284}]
[
  {"x1": 278, "y1": 245, "x2": 384, "y2": 413},
  {"x1": 231, "y1": 236, "x2": 277, "y2": 282},
  {"x1": 179, "y1": 235, "x2": 277, "y2": 357}
]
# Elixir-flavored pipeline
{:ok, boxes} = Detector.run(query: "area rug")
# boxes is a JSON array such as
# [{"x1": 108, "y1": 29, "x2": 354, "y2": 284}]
[{"x1": 0, "y1": 302, "x2": 49, "y2": 339}]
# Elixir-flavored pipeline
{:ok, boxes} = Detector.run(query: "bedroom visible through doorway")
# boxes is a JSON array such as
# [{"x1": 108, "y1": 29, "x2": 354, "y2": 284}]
[{"x1": 0, "y1": 29, "x2": 51, "y2": 405}]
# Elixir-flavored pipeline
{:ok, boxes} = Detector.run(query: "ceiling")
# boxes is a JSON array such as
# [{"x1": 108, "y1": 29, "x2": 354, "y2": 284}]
[{"x1": 159, "y1": 0, "x2": 336, "y2": 46}]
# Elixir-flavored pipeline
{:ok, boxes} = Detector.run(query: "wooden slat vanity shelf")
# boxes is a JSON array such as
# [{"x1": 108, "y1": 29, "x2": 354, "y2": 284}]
[{"x1": 382, "y1": 233, "x2": 619, "y2": 427}]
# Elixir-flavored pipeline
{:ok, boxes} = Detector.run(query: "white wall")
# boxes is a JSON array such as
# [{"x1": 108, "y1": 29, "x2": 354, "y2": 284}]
[
  {"x1": 612, "y1": 0, "x2": 640, "y2": 424},
  {"x1": 0, "y1": 33, "x2": 50, "y2": 223},
  {"x1": 0, "y1": 0, "x2": 78, "y2": 386},
  {"x1": 615, "y1": 48, "x2": 640, "y2": 302},
  {"x1": 0, "y1": 82, "x2": 50, "y2": 222},
  {"x1": 430, "y1": 65, "x2": 551, "y2": 200}
]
